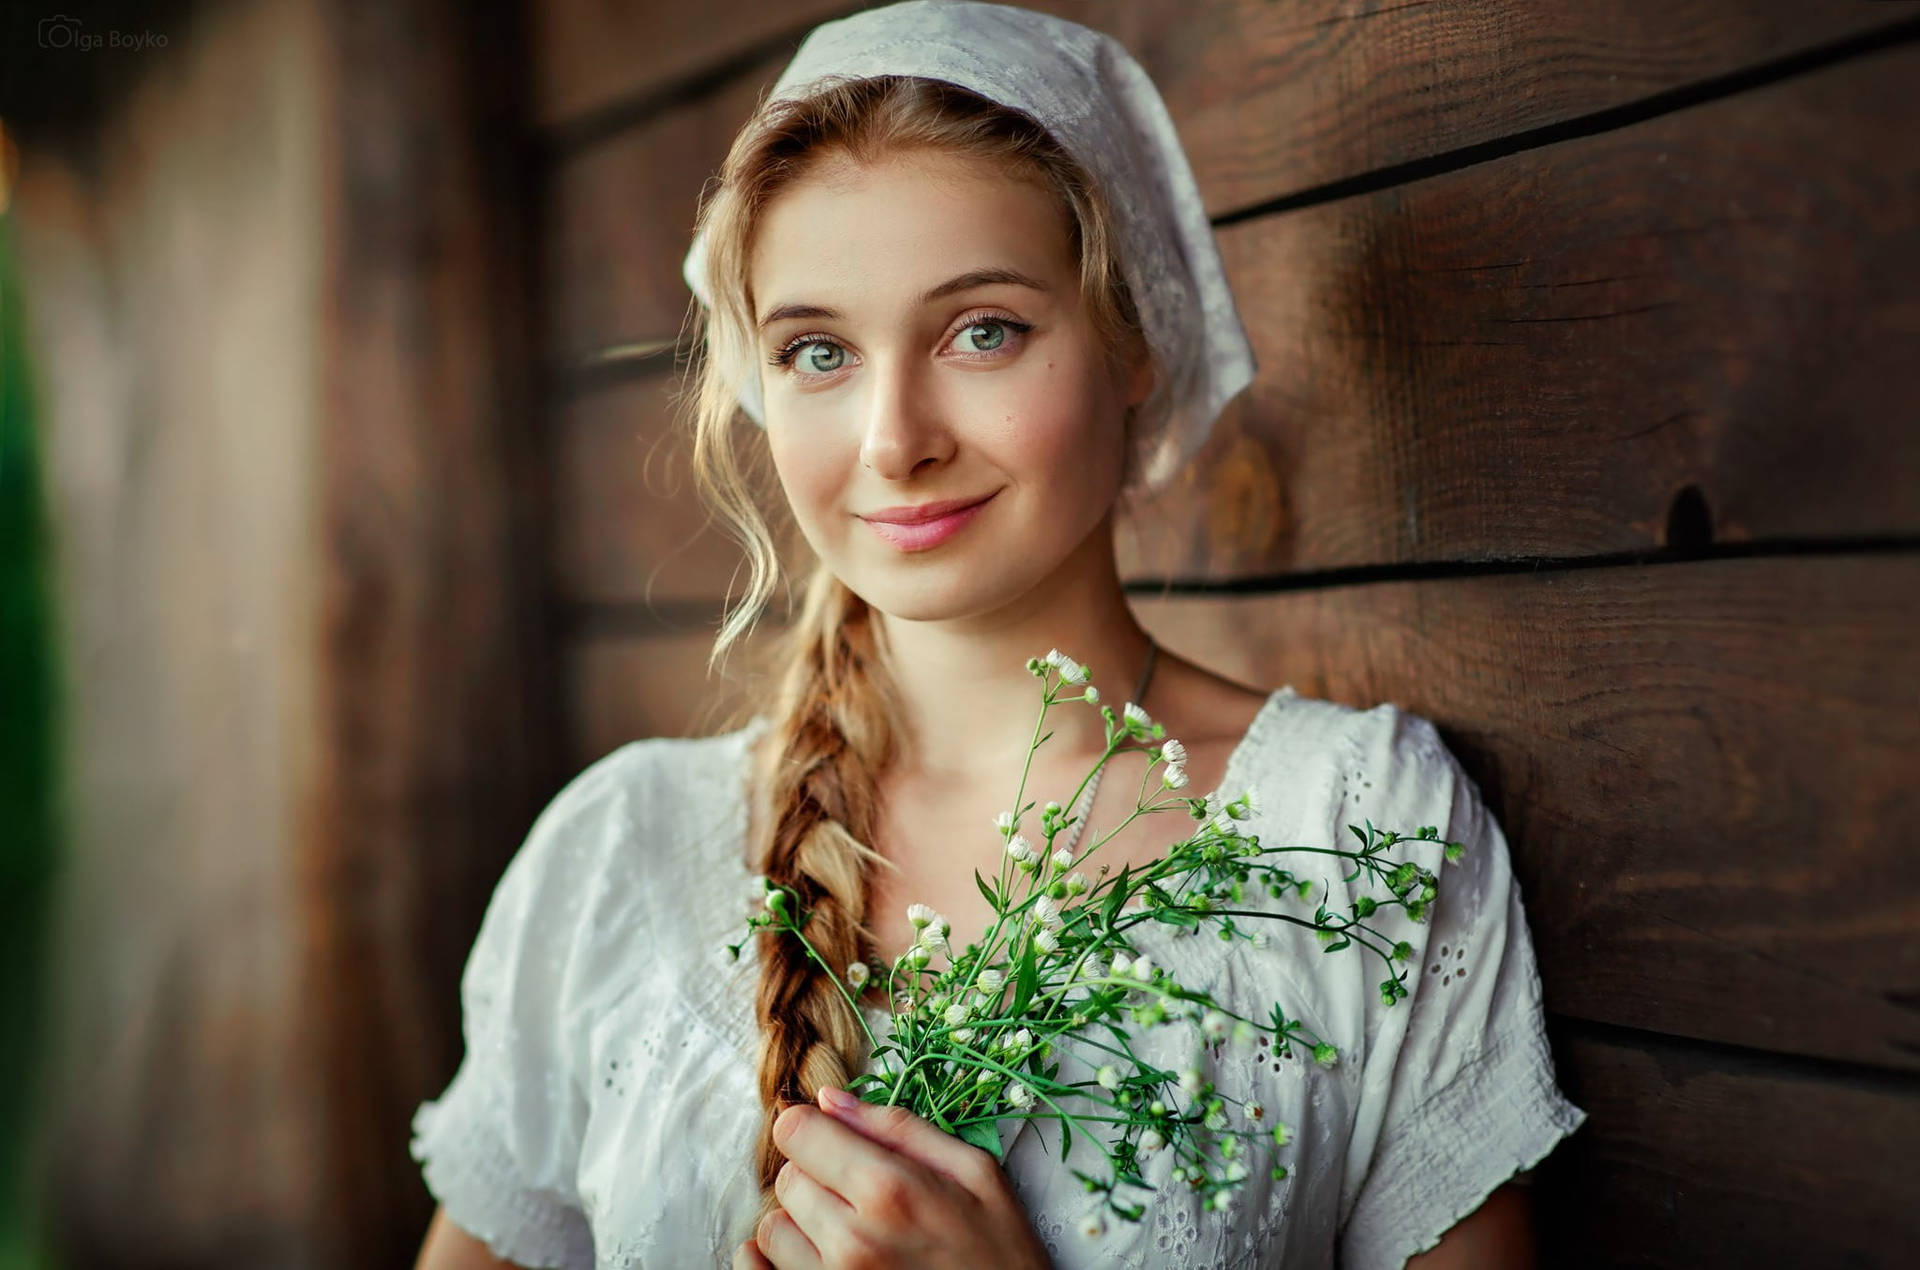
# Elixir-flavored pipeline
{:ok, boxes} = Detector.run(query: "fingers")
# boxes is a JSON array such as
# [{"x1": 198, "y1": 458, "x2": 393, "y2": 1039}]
[
  {"x1": 732, "y1": 1237, "x2": 773, "y2": 1269},
  {"x1": 754, "y1": 1202, "x2": 824, "y2": 1270},
  {"x1": 816, "y1": 1086, "x2": 1003, "y2": 1198},
  {"x1": 773, "y1": 1103, "x2": 924, "y2": 1212},
  {"x1": 775, "y1": 1158, "x2": 857, "y2": 1253}
]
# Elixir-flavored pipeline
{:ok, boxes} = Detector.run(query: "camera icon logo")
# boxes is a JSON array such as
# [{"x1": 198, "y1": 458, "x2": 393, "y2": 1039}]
[{"x1": 39, "y1": 14, "x2": 83, "y2": 48}]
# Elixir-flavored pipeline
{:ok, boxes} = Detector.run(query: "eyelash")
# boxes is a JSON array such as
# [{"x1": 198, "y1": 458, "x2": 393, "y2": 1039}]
[{"x1": 767, "y1": 311, "x2": 1035, "y2": 374}]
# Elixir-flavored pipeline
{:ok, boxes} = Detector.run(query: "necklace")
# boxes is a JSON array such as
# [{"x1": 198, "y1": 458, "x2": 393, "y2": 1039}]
[{"x1": 1053, "y1": 641, "x2": 1158, "y2": 860}]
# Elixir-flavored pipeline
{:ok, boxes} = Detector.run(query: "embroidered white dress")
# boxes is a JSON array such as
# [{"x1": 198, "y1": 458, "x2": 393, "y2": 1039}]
[{"x1": 409, "y1": 686, "x2": 1588, "y2": 1269}]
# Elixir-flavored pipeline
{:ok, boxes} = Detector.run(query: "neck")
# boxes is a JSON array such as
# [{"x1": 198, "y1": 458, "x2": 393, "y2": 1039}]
[{"x1": 872, "y1": 511, "x2": 1155, "y2": 782}]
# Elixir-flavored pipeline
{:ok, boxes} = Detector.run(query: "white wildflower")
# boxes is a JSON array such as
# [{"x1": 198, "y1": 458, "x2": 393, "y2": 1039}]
[
  {"x1": 951, "y1": 1027, "x2": 974, "y2": 1044},
  {"x1": 906, "y1": 944, "x2": 931, "y2": 968},
  {"x1": 1213, "y1": 808, "x2": 1238, "y2": 835},
  {"x1": 1226, "y1": 1159, "x2": 1248, "y2": 1183},
  {"x1": 994, "y1": 810, "x2": 1016, "y2": 837},
  {"x1": 976, "y1": 968, "x2": 1005, "y2": 993},
  {"x1": 1008, "y1": 1028, "x2": 1033, "y2": 1052},
  {"x1": 1032, "y1": 895, "x2": 1064, "y2": 929},
  {"x1": 1201, "y1": 1009, "x2": 1231, "y2": 1040},
  {"x1": 1065, "y1": 870, "x2": 1090, "y2": 896},
  {"x1": 1082, "y1": 685, "x2": 1100, "y2": 704},
  {"x1": 1007, "y1": 1081, "x2": 1034, "y2": 1109},
  {"x1": 1034, "y1": 927, "x2": 1060, "y2": 954},
  {"x1": 1130, "y1": 953, "x2": 1155, "y2": 981},
  {"x1": 1078, "y1": 1210, "x2": 1107, "y2": 1239},
  {"x1": 1250, "y1": 930, "x2": 1270, "y2": 950},
  {"x1": 1096, "y1": 1064, "x2": 1121, "y2": 1090},
  {"x1": 1244, "y1": 786, "x2": 1262, "y2": 816},
  {"x1": 1138, "y1": 1127, "x2": 1166, "y2": 1156},
  {"x1": 1110, "y1": 952, "x2": 1134, "y2": 979},
  {"x1": 1245, "y1": 1099, "x2": 1266, "y2": 1122},
  {"x1": 1057, "y1": 656, "x2": 1089, "y2": 685},
  {"x1": 1178, "y1": 1067, "x2": 1204, "y2": 1096},
  {"x1": 1163, "y1": 763, "x2": 1189, "y2": 789},
  {"x1": 845, "y1": 961, "x2": 870, "y2": 989},
  {"x1": 1159, "y1": 738, "x2": 1188, "y2": 767},
  {"x1": 1051, "y1": 846, "x2": 1074, "y2": 872},
  {"x1": 944, "y1": 1002, "x2": 969, "y2": 1026},
  {"x1": 1123, "y1": 702, "x2": 1153, "y2": 731},
  {"x1": 907, "y1": 903, "x2": 937, "y2": 930},
  {"x1": 1204, "y1": 1108, "x2": 1228, "y2": 1132},
  {"x1": 918, "y1": 926, "x2": 949, "y2": 955},
  {"x1": 1006, "y1": 834, "x2": 1036, "y2": 864}
]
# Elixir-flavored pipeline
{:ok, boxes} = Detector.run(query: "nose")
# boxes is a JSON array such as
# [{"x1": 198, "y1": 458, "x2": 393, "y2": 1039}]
[{"x1": 858, "y1": 353, "x2": 955, "y2": 480}]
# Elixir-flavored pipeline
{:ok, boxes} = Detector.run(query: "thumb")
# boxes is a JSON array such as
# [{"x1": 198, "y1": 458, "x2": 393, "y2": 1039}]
[{"x1": 817, "y1": 1085, "x2": 994, "y2": 1184}]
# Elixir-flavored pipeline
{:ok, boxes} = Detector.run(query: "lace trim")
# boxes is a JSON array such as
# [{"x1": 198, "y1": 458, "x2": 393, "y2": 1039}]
[
  {"x1": 1336, "y1": 1017, "x2": 1588, "y2": 1270},
  {"x1": 409, "y1": 1066, "x2": 596, "y2": 1269}
]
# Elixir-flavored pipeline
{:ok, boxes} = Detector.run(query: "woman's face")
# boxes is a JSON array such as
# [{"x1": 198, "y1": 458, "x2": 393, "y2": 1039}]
[{"x1": 747, "y1": 147, "x2": 1150, "y2": 623}]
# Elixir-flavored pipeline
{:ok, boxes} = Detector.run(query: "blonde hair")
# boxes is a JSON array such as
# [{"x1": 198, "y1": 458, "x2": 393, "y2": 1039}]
[{"x1": 677, "y1": 74, "x2": 1152, "y2": 1228}]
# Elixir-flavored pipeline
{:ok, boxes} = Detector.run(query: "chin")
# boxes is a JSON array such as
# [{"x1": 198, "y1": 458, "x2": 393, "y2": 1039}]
[{"x1": 840, "y1": 559, "x2": 1043, "y2": 625}]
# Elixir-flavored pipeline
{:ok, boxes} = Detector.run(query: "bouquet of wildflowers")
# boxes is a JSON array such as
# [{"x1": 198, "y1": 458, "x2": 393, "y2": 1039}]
[{"x1": 728, "y1": 650, "x2": 1465, "y2": 1227}]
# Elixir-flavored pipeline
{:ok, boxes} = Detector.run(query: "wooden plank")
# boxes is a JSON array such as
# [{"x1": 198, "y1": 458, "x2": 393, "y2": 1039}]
[
  {"x1": 11, "y1": 3, "x2": 333, "y2": 1265},
  {"x1": 533, "y1": 0, "x2": 848, "y2": 133},
  {"x1": 1536, "y1": 1023, "x2": 1920, "y2": 1266},
  {"x1": 562, "y1": 621, "x2": 783, "y2": 770},
  {"x1": 553, "y1": 376, "x2": 809, "y2": 605},
  {"x1": 305, "y1": 0, "x2": 555, "y2": 1266},
  {"x1": 534, "y1": 0, "x2": 1900, "y2": 214},
  {"x1": 1126, "y1": 39, "x2": 1920, "y2": 577},
  {"x1": 545, "y1": 56, "x2": 779, "y2": 373},
  {"x1": 1128, "y1": 553, "x2": 1920, "y2": 1074}
]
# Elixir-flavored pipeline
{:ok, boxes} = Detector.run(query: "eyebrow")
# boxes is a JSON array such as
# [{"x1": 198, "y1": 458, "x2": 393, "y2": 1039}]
[{"x1": 755, "y1": 266, "x2": 1051, "y2": 331}]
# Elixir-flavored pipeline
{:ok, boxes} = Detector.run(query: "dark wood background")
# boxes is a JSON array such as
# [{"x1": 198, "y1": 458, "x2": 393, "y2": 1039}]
[{"x1": 10, "y1": 0, "x2": 1917, "y2": 1267}]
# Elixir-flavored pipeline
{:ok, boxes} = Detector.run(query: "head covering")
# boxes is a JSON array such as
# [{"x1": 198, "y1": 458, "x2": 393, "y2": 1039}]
[{"x1": 680, "y1": 0, "x2": 1256, "y2": 497}]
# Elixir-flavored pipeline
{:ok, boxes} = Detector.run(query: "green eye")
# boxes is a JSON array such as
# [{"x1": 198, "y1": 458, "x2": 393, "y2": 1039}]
[{"x1": 958, "y1": 321, "x2": 1008, "y2": 352}]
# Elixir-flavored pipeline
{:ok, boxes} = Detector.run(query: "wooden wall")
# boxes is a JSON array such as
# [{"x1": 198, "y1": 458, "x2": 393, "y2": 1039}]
[
  {"x1": 11, "y1": 0, "x2": 551, "y2": 1265},
  {"x1": 531, "y1": 1, "x2": 1920, "y2": 1266}
]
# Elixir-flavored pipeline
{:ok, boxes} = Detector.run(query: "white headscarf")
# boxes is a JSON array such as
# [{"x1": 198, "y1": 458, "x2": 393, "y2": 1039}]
[{"x1": 680, "y1": 0, "x2": 1256, "y2": 497}]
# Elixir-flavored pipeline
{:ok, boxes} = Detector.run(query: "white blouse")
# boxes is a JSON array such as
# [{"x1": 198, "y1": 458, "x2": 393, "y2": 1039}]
[{"x1": 410, "y1": 685, "x2": 1588, "y2": 1269}]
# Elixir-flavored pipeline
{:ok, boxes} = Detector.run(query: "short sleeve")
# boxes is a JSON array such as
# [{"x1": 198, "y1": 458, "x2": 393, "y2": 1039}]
[
  {"x1": 408, "y1": 749, "x2": 638, "y2": 1269},
  {"x1": 1334, "y1": 707, "x2": 1588, "y2": 1270}
]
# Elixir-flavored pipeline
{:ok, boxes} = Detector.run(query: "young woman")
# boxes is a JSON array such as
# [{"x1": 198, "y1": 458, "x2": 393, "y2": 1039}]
[{"x1": 410, "y1": 5, "x2": 1587, "y2": 1269}]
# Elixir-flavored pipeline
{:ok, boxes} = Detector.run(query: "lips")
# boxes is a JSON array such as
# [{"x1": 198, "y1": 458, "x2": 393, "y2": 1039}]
[
  {"x1": 860, "y1": 490, "x2": 997, "y2": 552},
  {"x1": 860, "y1": 493, "x2": 996, "y2": 524}
]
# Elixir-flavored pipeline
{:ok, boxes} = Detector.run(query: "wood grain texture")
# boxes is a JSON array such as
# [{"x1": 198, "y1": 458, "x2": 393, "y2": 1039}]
[
  {"x1": 1536, "y1": 1023, "x2": 1920, "y2": 1266},
  {"x1": 305, "y1": 0, "x2": 554, "y2": 1265},
  {"x1": 534, "y1": 0, "x2": 1903, "y2": 213},
  {"x1": 555, "y1": 376, "x2": 810, "y2": 605},
  {"x1": 1127, "y1": 39, "x2": 1920, "y2": 577}
]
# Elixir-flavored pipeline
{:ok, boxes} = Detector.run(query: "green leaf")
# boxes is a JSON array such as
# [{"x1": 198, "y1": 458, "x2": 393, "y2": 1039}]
[
  {"x1": 974, "y1": 870, "x2": 1000, "y2": 910},
  {"x1": 1057, "y1": 1113, "x2": 1073, "y2": 1157},
  {"x1": 1153, "y1": 906, "x2": 1200, "y2": 928},
  {"x1": 957, "y1": 1118, "x2": 1004, "y2": 1160},
  {"x1": 1013, "y1": 941, "x2": 1039, "y2": 1016},
  {"x1": 1103, "y1": 865, "x2": 1134, "y2": 924}
]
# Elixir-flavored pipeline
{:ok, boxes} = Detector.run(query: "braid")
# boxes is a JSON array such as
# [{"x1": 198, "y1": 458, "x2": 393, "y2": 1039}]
[{"x1": 746, "y1": 564, "x2": 901, "y2": 1225}]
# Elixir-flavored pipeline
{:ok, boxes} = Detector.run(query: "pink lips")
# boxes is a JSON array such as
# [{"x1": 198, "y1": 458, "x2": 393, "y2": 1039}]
[{"x1": 861, "y1": 492, "x2": 997, "y2": 551}]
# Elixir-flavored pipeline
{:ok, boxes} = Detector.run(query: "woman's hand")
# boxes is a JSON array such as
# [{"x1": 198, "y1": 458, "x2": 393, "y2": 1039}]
[{"x1": 732, "y1": 1086, "x2": 1052, "y2": 1270}]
